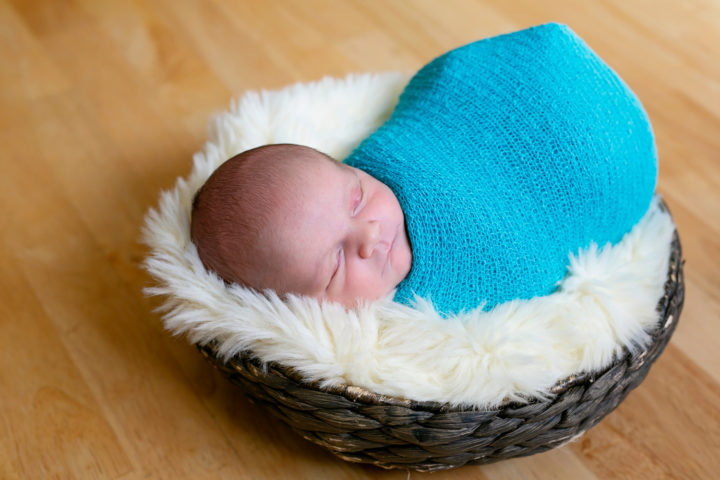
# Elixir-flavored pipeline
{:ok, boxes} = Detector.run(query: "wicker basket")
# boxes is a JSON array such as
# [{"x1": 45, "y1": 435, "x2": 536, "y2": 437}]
[{"x1": 197, "y1": 225, "x2": 684, "y2": 472}]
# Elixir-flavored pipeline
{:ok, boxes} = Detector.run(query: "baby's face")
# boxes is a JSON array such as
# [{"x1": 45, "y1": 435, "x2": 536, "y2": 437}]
[{"x1": 261, "y1": 155, "x2": 412, "y2": 307}]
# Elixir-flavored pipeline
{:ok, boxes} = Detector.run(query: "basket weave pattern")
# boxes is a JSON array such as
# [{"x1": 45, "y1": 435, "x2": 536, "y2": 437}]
[{"x1": 198, "y1": 231, "x2": 683, "y2": 472}]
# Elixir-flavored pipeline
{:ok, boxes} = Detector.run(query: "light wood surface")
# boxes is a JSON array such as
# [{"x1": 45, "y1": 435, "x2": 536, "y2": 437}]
[{"x1": 2, "y1": 1, "x2": 719, "y2": 478}]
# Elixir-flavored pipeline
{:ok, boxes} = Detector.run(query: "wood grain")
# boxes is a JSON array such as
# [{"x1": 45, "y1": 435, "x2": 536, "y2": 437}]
[{"x1": 1, "y1": 1, "x2": 718, "y2": 478}]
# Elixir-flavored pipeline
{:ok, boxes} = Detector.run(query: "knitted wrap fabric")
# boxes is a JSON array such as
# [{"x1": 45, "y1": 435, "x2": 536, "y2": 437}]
[{"x1": 344, "y1": 23, "x2": 657, "y2": 315}]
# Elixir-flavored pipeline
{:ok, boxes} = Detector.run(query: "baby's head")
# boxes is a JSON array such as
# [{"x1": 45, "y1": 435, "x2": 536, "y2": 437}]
[{"x1": 191, "y1": 144, "x2": 412, "y2": 307}]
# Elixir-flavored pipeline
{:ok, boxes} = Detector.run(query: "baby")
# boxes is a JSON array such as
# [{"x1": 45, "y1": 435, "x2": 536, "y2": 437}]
[
  {"x1": 191, "y1": 23, "x2": 657, "y2": 315},
  {"x1": 191, "y1": 144, "x2": 413, "y2": 307}
]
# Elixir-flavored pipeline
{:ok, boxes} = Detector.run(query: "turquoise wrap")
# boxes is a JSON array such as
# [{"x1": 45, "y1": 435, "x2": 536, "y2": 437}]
[{"x1": 344, "y1": 23, "x2": 657, "y2": 315}]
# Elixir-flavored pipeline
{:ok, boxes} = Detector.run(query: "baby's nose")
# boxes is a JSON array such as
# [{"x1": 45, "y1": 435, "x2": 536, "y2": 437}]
[{"x1": 358, "y1": 220, "x2": 381, "y2": 259}]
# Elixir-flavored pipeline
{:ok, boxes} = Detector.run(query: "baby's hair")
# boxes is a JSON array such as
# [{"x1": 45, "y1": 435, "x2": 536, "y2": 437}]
[{"x1": 190, "y1": 144, "x2": 334, "y2": 289}]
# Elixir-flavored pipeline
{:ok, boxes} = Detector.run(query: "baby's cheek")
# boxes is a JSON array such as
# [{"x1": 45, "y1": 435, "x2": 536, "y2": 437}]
[{"x1": 347, "y1": 263, "x2": 386, "y2": 300}]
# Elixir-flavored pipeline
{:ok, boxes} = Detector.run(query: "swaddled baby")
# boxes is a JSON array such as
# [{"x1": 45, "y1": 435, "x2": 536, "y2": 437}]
[{"x1": 191, "y1": 23, "x2": 657, "y2": 316}]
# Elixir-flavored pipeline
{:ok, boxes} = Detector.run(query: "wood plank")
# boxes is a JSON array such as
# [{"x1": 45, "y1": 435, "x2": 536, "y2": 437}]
[
  {"x1": 0, "y1": 109, "x2": 250, "y2": 479},
  {"x1": 570, "y1": 346, "x2": 720, "y2": 479},
  {"x1": 0, "y1": 0, "x2": 69, "y2": 102},
  {"x1": 0, "y1": 259, "x2": 132, "y2": 479}
]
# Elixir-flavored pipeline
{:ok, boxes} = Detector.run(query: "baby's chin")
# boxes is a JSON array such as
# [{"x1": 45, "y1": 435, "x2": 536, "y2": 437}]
[{"x1": 321, "y1": 283, "x2": 398, "y2": 309}]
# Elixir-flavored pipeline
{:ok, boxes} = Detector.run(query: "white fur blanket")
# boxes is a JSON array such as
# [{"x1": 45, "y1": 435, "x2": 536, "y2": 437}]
[{"x1": 143, "y1": 72, "x2": 675, "y2": 408}]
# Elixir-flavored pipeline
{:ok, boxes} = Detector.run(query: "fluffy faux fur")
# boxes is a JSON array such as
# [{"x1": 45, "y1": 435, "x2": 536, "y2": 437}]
[{"x1": 143, "y1": 72, "x2": 675, "y2": 408}]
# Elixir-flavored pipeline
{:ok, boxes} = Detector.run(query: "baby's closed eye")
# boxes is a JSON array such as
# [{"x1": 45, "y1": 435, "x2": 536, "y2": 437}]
[
  {"x1": 351, "y1": 176, "x2": 364, "y2": 216},
  {"x1": 326, "y1": 248, "x2": 343, "y2": 291}
]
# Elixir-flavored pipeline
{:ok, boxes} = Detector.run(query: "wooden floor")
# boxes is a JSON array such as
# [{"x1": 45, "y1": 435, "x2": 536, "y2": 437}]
[{"x1": 2, "y1": 1, "x2": 719, "y2": 478}]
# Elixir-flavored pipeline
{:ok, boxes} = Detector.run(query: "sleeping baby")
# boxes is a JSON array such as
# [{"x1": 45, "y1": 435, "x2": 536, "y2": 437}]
[
  {"x1": 190, "y1": 23, "x2": 657, "y2": 316},
  {"x1": 190, "y1": 143, "x2": 413, "y2": 308}
]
